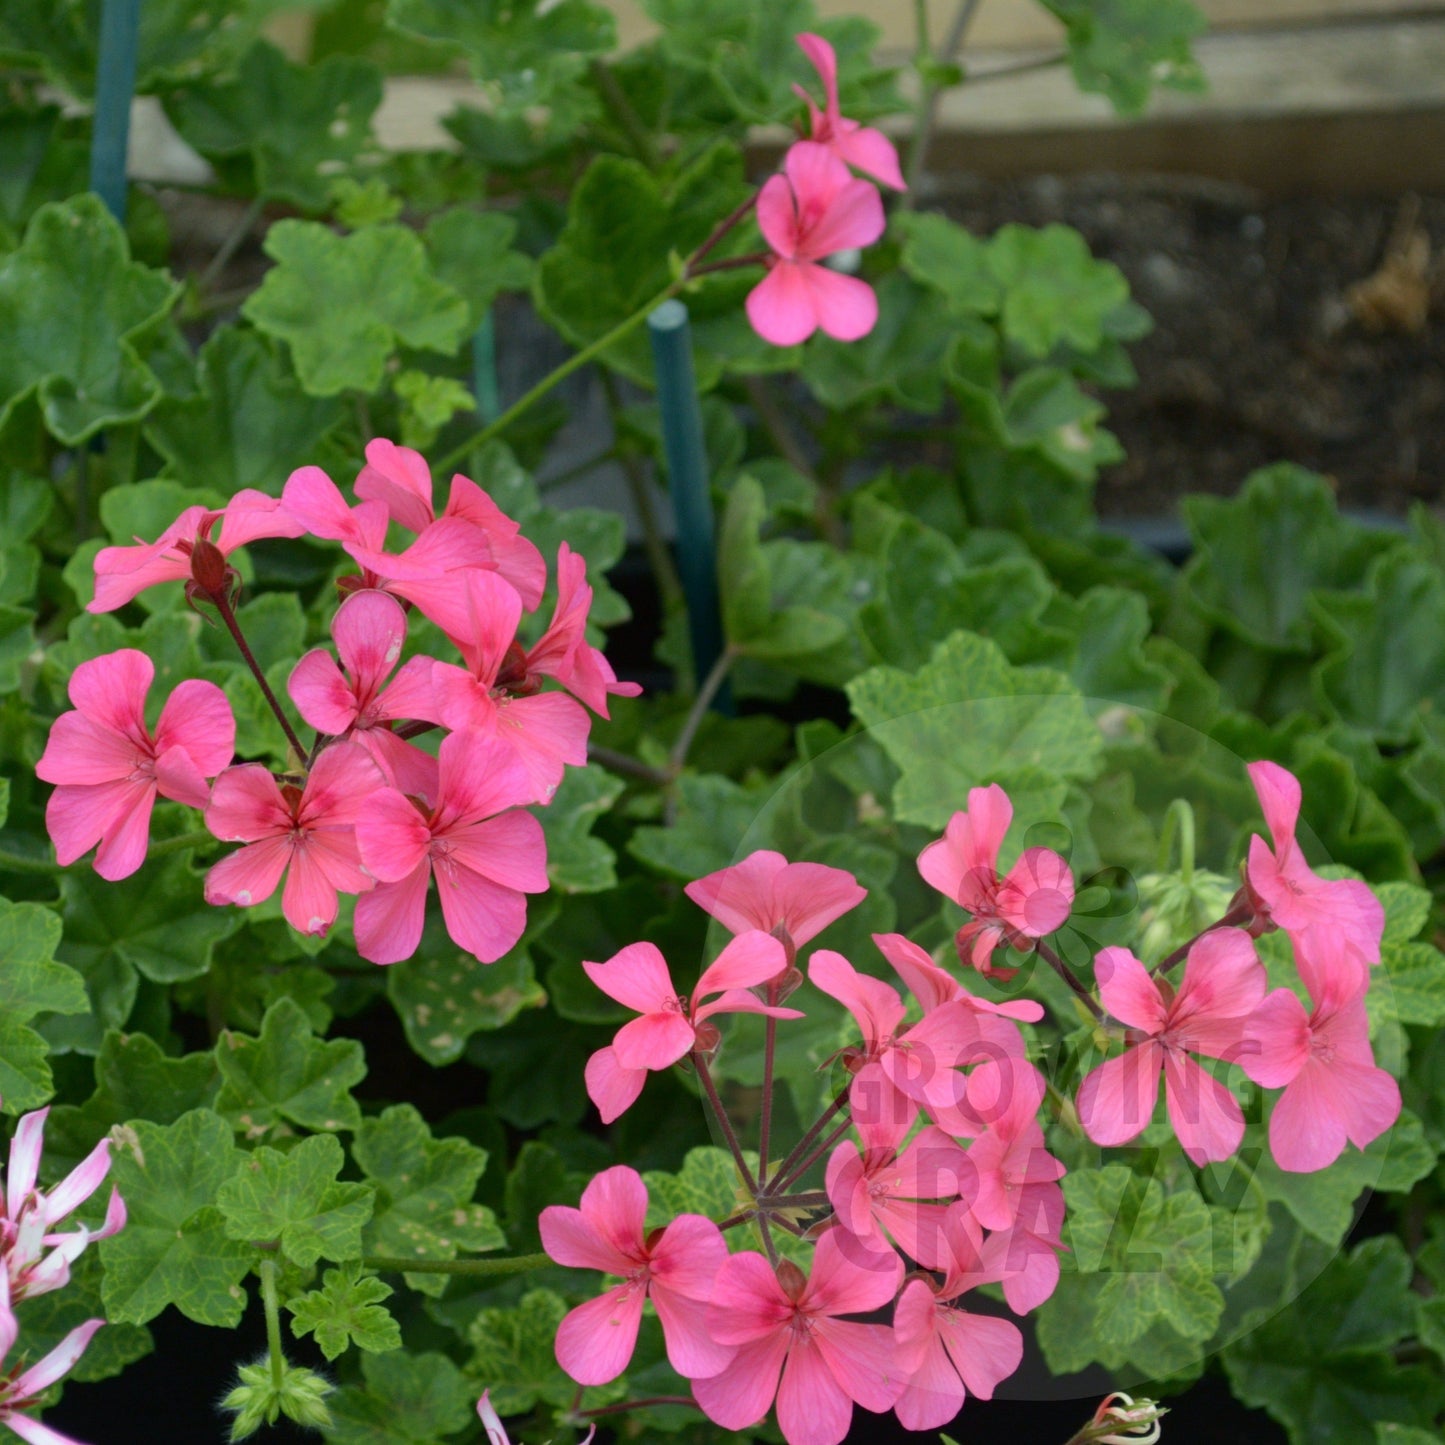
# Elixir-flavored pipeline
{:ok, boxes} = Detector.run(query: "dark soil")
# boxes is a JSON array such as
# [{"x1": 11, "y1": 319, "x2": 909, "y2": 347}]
[{"x1": 944, "y1": 176, "x2": 1445, "y2": 519}]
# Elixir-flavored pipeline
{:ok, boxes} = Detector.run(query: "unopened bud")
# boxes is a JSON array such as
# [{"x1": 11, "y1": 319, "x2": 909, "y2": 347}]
[
  {"x1": 189, "y1": 537, "x2": 229, "y2": 596},
  {"x1": 1086, "y1": 1392, "x2": 1167, "y2": 1445},
  {"x1": 222, "y1": 1359, "x2": 332, "y2": 1440},
  {"x1": 775, "y1": 1258, "x2": 807, "y2": 1300}
]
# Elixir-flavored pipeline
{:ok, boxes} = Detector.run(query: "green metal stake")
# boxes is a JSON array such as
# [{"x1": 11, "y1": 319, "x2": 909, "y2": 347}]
[
  {"x1": 647, "y1": 299, "x2": 731, "y2": 711},
  {"x1": 89, "y1": 0, "x2": 142, "y2": 221},
  {"x1": 472, "y1": 309, "x2": 501, "y2": 424}
]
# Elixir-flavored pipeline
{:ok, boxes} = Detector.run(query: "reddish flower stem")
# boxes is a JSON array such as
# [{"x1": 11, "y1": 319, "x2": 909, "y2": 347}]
[
  {"x1": 693, "y1": 1053, "x2": 758, "y2": 1197},
  {"x1": 1033, "y1": 939, "x2": 1105, "y2": 1022},
  {"x1": 770, "y1": 1114, "x2": 855, "y2": 1195},
  {"x1": 687, "y1": 252, "x2": 769, "y2": 278},
  {"x1": 765, "y1": 1086, "x2": 850, "y2": 1193},
  {"x1": 211, "y1": 589, "x2": 307, "y2": 760},
  {"x1": 686, "y1": 193, "x2": 760, "y2": 271},
  {"x1": 1148, "y1": 897, "x2": 1255, "y2": 977},
  {"x1": 578, "y1": 1396, "x2": 699, "y2": 1420},
  {"x1": 758, "y1": 981, "x2": 780, "y2": 1181}
]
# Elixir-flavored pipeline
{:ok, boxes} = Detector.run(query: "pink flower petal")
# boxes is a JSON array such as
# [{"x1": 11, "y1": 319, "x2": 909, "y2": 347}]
[
  {"x1": 583, "y1": 1046, "x2": 646, "y2": 1124},
  {"x1": 582, "y1": 941, "x2": 676, "y2": 1013},
  {"x1": 554, "y1": 1283, "x2": 645, "y2": 1385},
  {"x1": 1163, "y1": 1050, "x2": 1245, "y2": 1165},
  {"x1": 808, "y1": 949, "x2": 906, "y2": 1052},
  {"x1": 1094, "y1": 947, "x2": 1166, "y2": 1033},
  {"x1": 432, "y1": 857, "x2": 528, "y2": 961},
  {"x1": 1239, "y1": 988, "x2": 1311, "y2": 1089},
  {"x1": 10, "y1": 1318, "x2": 105, "y2": 1400},
  {"x1": 204, "y1": 835, "x2": 292, "y2": 909},
  {"x1": 355, "y1": 438, "x2": 436, "y2": 534},
  {"x1": 1269, "y1": 1059, "x2": 1350, "y2": 1172},
  {"x1": 444, "y1": 811, "x2": 548, "y2": 894},
  {"x1": 1076, "y1": 1039, "x2": 1165, "y2": 1148},
  {"x1": 281, "y1": 846, "x2": 343, "y2": 936},
  {"x1": 611, "y1": 1010, "x2": 696, "y2": 1072},
  {"x1": 650, "y1": 1284, "x2": 735, "y2": 1380},
  {"x1": 91, "y1": 785, "x2": 157, "y2": 881},
  {"x1": 7, "y1": 1109, "x2": 48, "y2": 1218},
  {"x1": 205, "y1": 764, "x2": 288, "y2": 843},
  {"x1": 353, "y1": 859, "x2": 432, "y2": 965},
  {"x1": 355, "y1": 789, "x2": 433, "y2": 883},
  {"x1": 67, "y1": 650, "x2": 151, "y2": 737},
  {"x1": 747, "y1": 261, "x2": 820, "y2": 347},
  {"x1": 939, "y1": 1311, "x2": 1022, "y2": 1401},
  {"x1": 35, "y1": 713, "x2": 136, "y2": 786},
  {"x1": 693, "y1": 1332, "x2": 789, "y2": 1432},
  {"x1": 695, "y1": 929, "x2": 789, "y2": 998},
  {"x1": 215, "y1": 489, "x2": 305, "y2": 553},
  {"x1": 776, "y1": 1334, "x2": 855, "y2": 1445},
  {"x1": 288, "y1": 649, "x2": 357, "y2": 735},
  {"x1": 835, "y1": 123, "x2": 906, "y2": 190}
]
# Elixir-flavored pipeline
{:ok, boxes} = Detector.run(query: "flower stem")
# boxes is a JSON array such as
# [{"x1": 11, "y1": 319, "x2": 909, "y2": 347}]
[
  {"x1": 212, "y1": 590, "x2": 307, "y2": 761},
  {"x1": 578, "y1": 1396, "x2": 698, "y2": 1420},
  {"x1": 1034, "y1": 939, "x2": 1104, "y2": 1022},
  {"x1": 362, "y1": 1252, "x2": 551, "y2": 1277},
  {"x1": 901, "y1": 0, "x2": 984, "y2": 204},
  {"x1": 148, "y1": 828, "x2": 216, "y2": 859},
  {"x1": 1156, "y1": 798, "x2": 1196, "y2": 881},
  {"x1": 668, "y1": 646, "x2": 738, "y2": 774},
  {"x1": 1149, "y1": 898, "x2": 1254, "y2": 977},
  {"x1": 758, "y1": 982, "x2": 779, "y2": 1182},
  {"x1": 434, "y1": 280, "x2": 682, "y2": 475},
  {"x1": 765, "y1": 1087, "x2": 850, "y2": 1193},
  {"x1": 770, "y1": 1114, "x2": 855, "y2": 1195},
  {"x1": 196, "y1": 195, "x2": 266, "y2": 297},
  {"x1": 693, "y1": 1053, "x2": 758, "y2": 1197},
  {"x1": 757, "y1": 1189, "x2": 831, "y2": 1210},
  {"x1": 586, "y1": 742, "x2": 672, "y2": 786},
  {"x1": 259, "y1": 1258, "x2": 285, "y2": 1392}
]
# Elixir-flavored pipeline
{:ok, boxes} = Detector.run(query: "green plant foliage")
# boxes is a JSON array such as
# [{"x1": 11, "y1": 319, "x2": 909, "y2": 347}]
[
  {"x1": 352, "y1": 1104, "x2": 504, "y2": 1293},
  {"x1": 322, "y1": 1349, "x2": 475, "y2": 1444},
  {"x1": 243, "y1": 220, "x2": 470, "y2": 395},
  {"x1": 144, "y1": 329, "x2": 344, "y2": 497},
  {"x1": 288, "y1": 1262, "x2": 402, "y2": 1361},
  {"x1": 466, "y1": 1289, "x2": 574, "y2": 1414},
  {"x1": 100, "y1": 1109, "x2": 254, "y2": 1326},
  {"x1": 0, "y1": 195, "x2": 177, "y2": 445},
  {"x1": 168, "y1": 42, "x2": 384, "y2": 211},
  {"x1": 0, "y1": 895, "x2": 87, "y2": 1110},
  {"x1": 1040, "y1": 0, "x2": 1207, "y2": 114},
  {"x1": 218, "y1": 1133, "x2": 374, "y2": 1267}
]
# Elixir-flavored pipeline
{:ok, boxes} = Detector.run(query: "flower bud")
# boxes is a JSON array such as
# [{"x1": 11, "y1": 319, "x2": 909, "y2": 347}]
[{"x1": 189, "y1": 537, "x2": 229, "y2": 596}]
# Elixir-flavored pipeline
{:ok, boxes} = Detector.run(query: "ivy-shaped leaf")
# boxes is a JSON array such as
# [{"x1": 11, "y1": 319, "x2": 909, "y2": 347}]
[
  {"x1": 423, "y1": 208, "x2": 533, "y2": 329},
  {"x1": 218, "y1": 1133, "x2": 374, "y2": 1267},
  {"x1": 243, "y1": 220, "x2": 470, "y2": 395},
  {"x1": 169, "y1": 41, "x2": 383, "y2": 211},
  {"x1": 0, "y1": 195, "x2": 177, "y2": 445},
  {"x1": 1040, "y1": 0, "x2": 1206, "y2": 115},
  {"x1": 642, "y1": 1146, "x2": 748, "y2": 1227},
  {"x1": 99, "y1": 1109, "x2": 253, "y2": 1327},
  {"x1": 385, "y1": 0, "x2": 616, "y2": 111},
  {"x1": 0, "y1": 896, "x2": 88, "y2": 1110},
  {"x1": 466, "y1": 1289, "x2": 572, "y2": 1415},
  {"x1": 145, "y1": 328, "x2": 344, "y2": 497},
  {"x1": 627, "y1": 773, "x2": 777, "y2": 881},
  {"x1": 288, "y1": 1262, "x2": 401, "y2": 1362},
  {"x1": 846, "y1": 629, "x2": 1102, "y2": 831},
  {"x1": 352, "y1": 1104, "x2": 504, "y2": 1295},
  {"x1": 322, "y1": 1349, "x2": 474, "y2": 1445},
  {"x1": 541, "y1": 766, "x2": 625, "y2": 894},
  {"x1": 215, "y1": 997, "x2": 366, "y2": 1137}
]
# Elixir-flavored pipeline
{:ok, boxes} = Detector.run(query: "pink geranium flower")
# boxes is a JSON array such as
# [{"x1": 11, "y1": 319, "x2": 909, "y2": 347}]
[
  {"x1": 918, "y1": 784, "x2": 1075, "y2": 979},
  {"x1": 352, "y1": 731, "x2": 547, "y2": 965},
  {"x1": 89, "y1": 491, "x2": 303, "y2": 613},
  {"x1": 892, "y1": 1211, "x2": 1023, "y2": 1432},
  {"x1": 428, "y1": 570, "x2": 591, "y2": 804},
  {"x1": 2, "y1": 1106, "x2": 125, "y2": 1308},
  {"x1": 685, "y1": 850, "x2": 866, "y2": 956},
  {"x1": 540, "y1": 1165, "x2": 732, "y2": 1385},
  {"x1": 582, "y1": 933, "x2": 799, "y2": 1124},
  {"x1": 964, "y1": 1061, "x2": 1065, "y2": 1231},
  {"x1": 1075, "y1": 933, "x2": 1266, "y2": 1165},
  {"x1": 980, "y1": 1179, "x2": 1067, "y2": 1315},
  {"x1": 287, "y1": 590, "x2": 440, "y2": 799},
  {"x1": 794, "y1": 33, "x2": 906, "y2": 190},
  {"x1": 825, "y1": 1121, "x2": 974, "y2": 1269},
  {"x1": 808, "y1": 950, "x2": 1028, "y2": 1138},
  {"x1": 746, "y1": 141, "x2": 886, "y2": 347},
  {"x1": 355, "y1": 438, "x2": 546, "y2": 609},
  {"x1": 1241, "y1": 932, "x2": 1400, "y2": 1173},
  {"x1": 204, "y1": 743, "x2": 383, "y2": 937},
  {"x1": 521, "y1": 543, "x2": 641, "y2": 718},
  {"x1": 0, "y1": 1271, "x2": 105, "y2": 1445},
  {"x1": 872, "y1": 933, "x2": 1044, "y2": 1023},
  {"x1": 692, "y1": 1229, "x2": 903, "y2": 1445},
  {"x1": 1244, "y1": 761, "x2": 1383, "y2": 979},
  {"x1": 36, "y1": 650, "x2": 234, "y2": 881}
]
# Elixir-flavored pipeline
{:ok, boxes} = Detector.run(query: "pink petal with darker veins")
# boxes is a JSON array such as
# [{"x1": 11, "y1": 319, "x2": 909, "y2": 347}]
[
  {"x1": 34, "y1": 712, "x2": 136, "y2": 786},
  {"x1": 554, "y1": 1283, "x2": 645, "y2": 1385},
  {"x1": 215, "y1": 489, "x2": 305, "y2": 553},
  {"x1": 582, "y1": 941, "x2": 676, "y2": 1013},
  {"x1": 446, "y1": 810, "x2": 547, "y2": 894},
  {"x1": 204, "y1": 835, "x2": 292, "y2": 908},
  {"x1": 776, "y1": 1334, "x2": 854, "y2": 1445},
  {"x1": 355, "y1": 438, "x2": 435, "y2": 533},
  {"x1": 808, "y1": 949, "x2": 906, "y2": 1051},
  {"x1": 433, "y1": 856, "x2": 529, "y2": 961},
  {"x1": 611, "y1": 1009, "x2": 695, "y2": 1072},
  {"x1": 1163, "y1": 1050, "x2": 1245, "y2": 1165},
  {"x1": 289, "y1": 649, "x2": 357, "y2": 734},
  {"x1": 1076, "y1": 1039, "x2": 1165, "y2": 1148},
  {"x1": 583, "y1": 1046, "x2": 646, "y2": 1123},
  {"x1": 695, "y1": 929, "x2": 789, "y2": 997},
  {"x1": 91, "y1": 786, "x2": 158, "y2": 881},
  {"x1": 66, "y1": 650, "x2": 151, "y2": 735},
  {"x1": 353, "y1": 858, "x2": 432, "y2": 964}
]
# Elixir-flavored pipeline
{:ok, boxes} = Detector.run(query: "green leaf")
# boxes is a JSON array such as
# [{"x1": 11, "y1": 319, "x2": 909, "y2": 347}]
[
  {"x1": 896, "y1": 212, "x2": 1000, "y2": 318},
  {"x1": 386, "y1": 913, "x2": 546, "y2": 1067},
  {"x1": 1181, "y1": 464, "x2": 1397, "y2": 653},
  {"x1": 466, "y1": 1289, "x2": 571, "y2": 1415},
  {"x1": 846, "y1": 629, "x2": 1102, "y2": 830},
  {"x1": 1313, "y1": 549, "x2": 1445, "y2": 744},
  {"x1": 216, "y1": 997, "x2": 366, "y2": 1137},
  {"x1": 243, "y1": 220, "x2": 470, "y2": 395},
  {"x1": 322, "y1": 1349, "x2": 473, "y2": 1445},
  {"x1": 385, "y1": 0, "x2": 615, "y2": 110},
  {"x1": 1223, "y1": 1236, "x2": 1444, "y2": 1445},
  {"x1": 541, "y1": 766, "x2": 625, "y2": 893},
  {"x1": 1041, "y1": 0, "x2": 1206, "y2": 114},
  {"x1": 628, "y1": 773, "x2": 775, "y2": 879},
  {"x1": 14, "y1": 1250, "x2": 152, "y2": 1383},
  {"x1": 987, "y1": 223, "x2": 1131, "y2": 359},
  {"x1": 289, "y1": 1262, "x2": 401, "y2": 1361},
  {"x1": 1053, "y1": 1165, "x2": 1224, "y2": 1349},
  {"x1": 353, "y1": 1104, "x2": 504, "y2": 1294},
  {"x1": 218, "y1": 1133, "x2": 373, "y2": 1268},
  {"x1": 534, "y1": 145, "x2": 753, "y2": 389},
  {"x1": 0, "y1": 195, "x2": 177, "y2": 445},
  {"x1": 1376, "y1": 881, "x2": 1432, "y2": 944},
  {"x1": 170, "y1": 41, "x2": 383, "y2": 211},
  {"x1": 100, "y1": 1109, "x2": 253, "y2": 1326},
  {"x1": 145, "y1": 328, "x2": 343, "y2": 497},
  {"x1": 0, "y1": 604, "x2": 35, "y2": 695},
  {"x1": 393, "y1": 369, "x2": 474, "y2": 450},
  {"x1": 423, "y1": 207, "x2": 534, "y2": 330},
  {"x1": 642, "y1": 1146, "x2": 747, "y2": 1227}
]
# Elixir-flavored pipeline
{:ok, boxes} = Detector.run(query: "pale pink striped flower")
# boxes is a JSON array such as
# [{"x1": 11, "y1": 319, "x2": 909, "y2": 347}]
[
  {"x1": 0, "y1": 1268, "x2": 105, "y2": 1445},
  {"x1": 36, "y1": 650, "x2": 234, "y2": 881}
]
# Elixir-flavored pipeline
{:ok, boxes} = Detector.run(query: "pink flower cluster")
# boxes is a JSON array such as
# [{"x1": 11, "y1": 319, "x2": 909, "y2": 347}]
[
  {"x1": 547, "y1": 849, "x2": 1066, "y2": 1445},
  {"x1": 0, "y1": 1104, "x2": 124, "y2": 1445},
  {"x1": 745, "y1": 35, "x2": 903, "y2": 347},
  {"x1": 37, "y1": 439, "x2": 639, "y2": 966},
  {"x1": 1076, "y1": 761, "x2": 1398, "y2": 1174}
]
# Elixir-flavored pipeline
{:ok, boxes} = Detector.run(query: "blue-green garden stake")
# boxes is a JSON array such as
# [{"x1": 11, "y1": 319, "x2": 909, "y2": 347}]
[
  {"x1": 472, "y1": 310, "x2": 501, "y2": 424},
  {"x1": 89, "y1": 0, "x2": 143, "y2": 221},
  {"x1": 648, "y1": 299, "x2": 731, "y2": 712}
]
